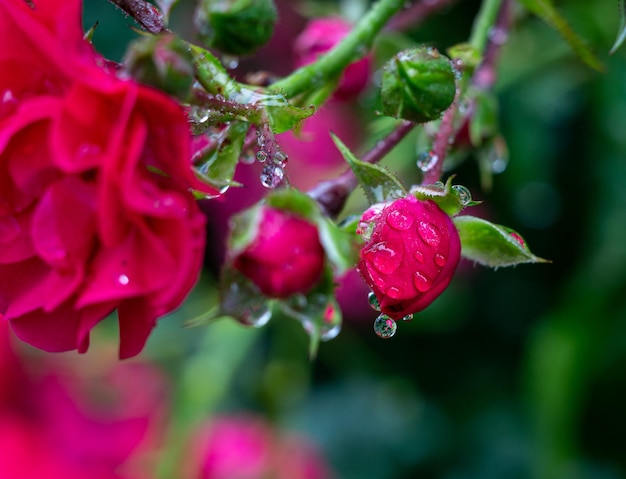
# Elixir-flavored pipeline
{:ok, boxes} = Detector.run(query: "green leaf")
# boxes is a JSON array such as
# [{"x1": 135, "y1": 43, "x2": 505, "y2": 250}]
[
  {"x1": 610, "y1": 0, "x2": 626, "y2": 54},
  {"x1": 518, "y1": 0, "x2": 604, "y2": 71},
  {"x1": 331, "y1": 132, "x2": 407, "y2": 205},
  {"x1": 194, "y1": 121, "x2": 247, "y2": 192},
  {"x1": 453, "y1": 215, "x2": 549, "y2": 267}
]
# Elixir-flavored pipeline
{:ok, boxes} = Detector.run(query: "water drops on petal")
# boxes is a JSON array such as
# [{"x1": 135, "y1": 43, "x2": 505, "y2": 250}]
[
  {"x1": 413, "y1": 271, "x2": 431, "y2": 292},
  {"x1": 368, "y1": 291, "x2": 381, "y2": 311},
  {"x1": 256, "y1": 150, "x2": 268, "y2": 162},
  {"x1": 117, "y1": 274, "x2": 130, "y2": 286},
  {"x1": 364, "y1": 241, "x2": 403, "y2": 275},
  {"x1": 374, "y1": 314, "x2": 397, "y2": 339},
  {"x1": 386, "y1": 209, "x2": 414, "y2": 231},
  {"x1": 434, "y1": 253, "x2": 447, "y2": 267},
  {"x1": 417, "y1": 221, "x2": 441, "y2": 247}
]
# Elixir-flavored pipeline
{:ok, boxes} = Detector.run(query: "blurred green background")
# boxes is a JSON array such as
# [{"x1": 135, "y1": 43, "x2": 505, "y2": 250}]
[{"x1": 84, "y1": 0, "x2": 626, "y2": 478}]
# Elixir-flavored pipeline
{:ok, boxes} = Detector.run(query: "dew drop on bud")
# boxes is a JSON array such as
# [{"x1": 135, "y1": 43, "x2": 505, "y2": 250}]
[
  {"x1": 374, "y1": 314, "x2": 397, "y2": 339},
  {"x1": 452, "y1": 184, "x2": 472, "y2": 205},
  {"x1": 417, "y1": 221, "x2": 441, "y2": 247},
  {"x1": 416, "y1": 150, "x2": 438, "y2": 173},
  {"x1": 386, "y1": 209, "x2": 414, "y2": 231},
  {"x1": 413, "y1": 271, "x2": 432, "y2": 292},
  {"x1": 434, "y1": 253, "x2": 447, "y2": 267},
  {"x1": 368, "y1": 291, "x2": 381, "y2": 311},
  {"x1": 402, "y1": 314, "x2": 414, "y2": 322}
]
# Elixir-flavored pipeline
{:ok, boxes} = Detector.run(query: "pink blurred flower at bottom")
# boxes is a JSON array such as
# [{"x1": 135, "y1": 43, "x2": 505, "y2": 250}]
[{"x1": 188, "y1": 415, "x2": 335, "y2": 479}]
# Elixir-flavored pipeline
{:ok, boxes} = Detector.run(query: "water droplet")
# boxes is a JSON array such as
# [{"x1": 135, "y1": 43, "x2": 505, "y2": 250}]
[
  {"x1": 0, "y1": 215, "x2": 21, "y2": 244},
  {"x1": 240, "y1": 307, "x2": 272, "y2": 327},
  {"x1": 416, "y1": 151, "x2": 438, "y2": 173},
  {"x1": 0, "y1": 90, "x2": 18, "y2": 118},
  {"x1": 452, "y1": 185, "x2": 472, "y2": 205},
  {"x1": 75, "y1": 143, "x2": 101, "y2": 161},
  {"x1": 222, "y1": 54, "x2": 239, "y2": 69},
  {"x1": 386, "y1": 209, "x2": 413, "y2": 231},
  {"x1": 260, "y1": 164, "x2": 284, "y2": 188},
  {"x1": 417, "y1": 221, "x2": 441, "y2": 247},
  {"x1": 413, "y1": 271, "x2": 432, "y2": 293},
  {"x1": 215, "y1": 94, "x2": 225, "y2": 102},
  {"x1": 368, "y1": 292, "x2": 381, "y2": 311},
  {"x1": 272, "y1": 150, "x2": 288, "y2": 167},
  {"x1": 321, "y1": 303, "x2": 342, "y2": 341},
  {"x1": 365, "y1": 242, "x2": 403, "y2": 274},
  {"x1": 321, "y1": 323, "x2": 341, "y2": 341},
  {"x1": 414, "y1": 250, "x2": 424, "y2": 262},
  {"x1": 189, "y1": 106, "x2": 209, "y2": 123},
  {"x1": 374, "y1": 314, "x2": 397, "y2": 339},
  {"x1": 117, "y1": 274, "x2": 130, "y2": 286},
  {"x1": 488, "y1": 26, "x2": 508, "y2": 45},
  {"x1": 240, "y1": 151, "x2": 256, "y2": 164},
  {"x1": 434, "y1": 253, "x2": 447, "y2": 267},
  {"x1": 402, "y1": 314, "x2": 414, "y2": 322},
  {"x1": 386, "y1": 286, "x2": 402, "y2": 299},
  {"x1": 256, "y1": 150, "x2": 268, "y2": 162}
]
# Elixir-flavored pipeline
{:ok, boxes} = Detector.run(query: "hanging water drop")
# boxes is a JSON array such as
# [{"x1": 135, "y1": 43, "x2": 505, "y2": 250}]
[
  {"x1": 373, "y1": 314, "x2": 397, "y2": 339},
  {"x1": 239, "y1": 307, "x2": 272, "y2": 328},
  {"x1": 222, "y1": 54, "x2": 239, "y2": 69},
  {"x1": 256, "y1": 150, "x2": 268, "y2": 162},
  {"x1": 416, "y1": 150, "x2": 438, "y2": 173},
  {"x1": 402, "y1": 314, "x2": 414, "y2": 322},
  {"x1": 272, "y1": 150, "x2": 288, "y2": 167},
  {"x1": 260, "y1": 164, "x2": 284, "y2": 188},
  {"x1": 368, "y1": 291, "x2": 381, "y2": 311}
]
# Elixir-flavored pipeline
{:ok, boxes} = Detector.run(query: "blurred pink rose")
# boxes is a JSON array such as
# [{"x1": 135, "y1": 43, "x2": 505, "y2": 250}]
[
  {"x1": 189, "y1": 415, "x2": 334, "y2": 479},
  {"x1": 0, "y1": 321, "x2": 166, "y2": 478},
  {"x1": 0, "y1": 0, "x2": 212, "y2": 358},
  {"x1": 294, "y1": 17, "x2": 371, "y2": 99}
]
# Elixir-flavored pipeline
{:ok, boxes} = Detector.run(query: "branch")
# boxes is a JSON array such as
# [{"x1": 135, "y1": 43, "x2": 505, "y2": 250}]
[{"x1": 107, "y1": 0, "x2": 166, "y2": 33}]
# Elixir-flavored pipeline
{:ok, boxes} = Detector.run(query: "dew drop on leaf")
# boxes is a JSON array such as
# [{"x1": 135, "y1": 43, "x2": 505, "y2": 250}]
[{"x1": 452, "y1": 185, "x2": 472, "y2": 205}]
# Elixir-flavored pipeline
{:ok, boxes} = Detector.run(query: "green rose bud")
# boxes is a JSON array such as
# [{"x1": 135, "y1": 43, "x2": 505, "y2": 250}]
[
  {"x1": 123, "y1": 33, "x2": 194, "y2": 101},
  {"x1": 381, "y1": 47, "x2": 457, "y2": 123},
  {"x1": 194, "y1": 0, "x2": 277, "y2": 56}
]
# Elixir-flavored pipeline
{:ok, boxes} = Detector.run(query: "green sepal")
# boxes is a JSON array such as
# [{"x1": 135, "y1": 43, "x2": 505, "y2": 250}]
[
  {"x1": 380, "y1": 46, "x2": 457, "y2": 123},
  {"x1": 446, "y1": 43, "x2": 482, "y2": 73},
  {"x1": 218, "y1": 267, "x2": 275, "y2": 326},
  {"x1": 410, "y1": 176, "x2": 479, "y2": 217},
  {"x1": 194, "y1": 121, "x2": 248, "y2": 193},
  {"x1": 518, "y1": 0, "x2": 603, "y2": 71},
  {"x1": 453, "y1": 215, "x2": 549, "y2": 267},
  {"x1": 331, "y1": 133, "x2": 407, "y2": 206},
  {"x1": 194, "y1": 0, "x2": 277, "y2": 56}
]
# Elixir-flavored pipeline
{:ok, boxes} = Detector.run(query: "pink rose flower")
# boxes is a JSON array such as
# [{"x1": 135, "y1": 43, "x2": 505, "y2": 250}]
[
  {"x1": 357, "y1": 196, "x2": 461, "y2": 320},
  {"x1": 189, "y1": 415, "x2": 334, "y2": 479},
  {"x1": 232, "y1": 207, "x2": 325, "y2": 298},
  {"x1": 293, "y1": 17, "x2": 371, "y2": 99},
  {"x1": 0, "y1": 0, "x2": 213, "y2": 358}
]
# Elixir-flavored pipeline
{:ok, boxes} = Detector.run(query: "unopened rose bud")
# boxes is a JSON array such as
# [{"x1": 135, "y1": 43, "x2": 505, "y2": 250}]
[
  {"x1": 357, "y1": 195, "x2": 461, "y2": 320},
  {"x1": 294, "y1": 17, "x2": 371, "y2": 99},
  {"x1": 231, "y1": 206, "x2": 325, "y2": 298},
  {"x1": 381, "y1": 47, "x2": 457, "y2": 123},
  {"x1": 124, "y1": 33, "x2": 194, "y2": 101},
  {"x1": 194, "y1": 0, "x2": 277, "y2": 56}
]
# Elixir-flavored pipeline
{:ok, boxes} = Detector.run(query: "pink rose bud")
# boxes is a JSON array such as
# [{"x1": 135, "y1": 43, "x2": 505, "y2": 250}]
[
  {"x1": 293, "y1": 17, "x2": 371, "y2": 99},
  {"x1": 357, "y1": 196, "x2": 461, "y2": 320},
  {"x1": 233, "y1": 207, "x2": 325, "y2": 298}
]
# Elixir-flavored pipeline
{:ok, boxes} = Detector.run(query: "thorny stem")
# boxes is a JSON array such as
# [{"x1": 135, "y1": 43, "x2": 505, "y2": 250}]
[
  {"x1": 420, "y1": 0, "x2": 511, "y2": 185},
  {"x1": 308, "y1": 121, "x2": 415, "y2": 218},
  {"x1": 107, "y1": 0, "x2": 167, "y2": 33},
  {"x1": 270, "y1": 0, "x2": 407, "y2": 99}
]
